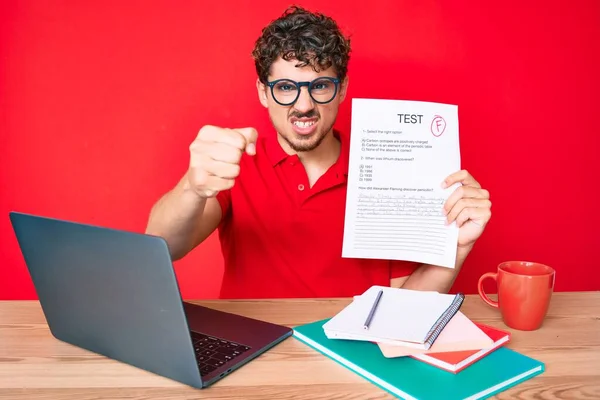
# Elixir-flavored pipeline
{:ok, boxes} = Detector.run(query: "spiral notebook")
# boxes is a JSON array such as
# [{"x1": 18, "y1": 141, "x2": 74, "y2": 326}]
[{"x1": 323, "y1": 286, "x2": 464, "y2": 349}]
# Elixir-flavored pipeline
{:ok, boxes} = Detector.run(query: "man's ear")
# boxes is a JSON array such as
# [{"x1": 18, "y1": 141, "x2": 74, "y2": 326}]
[
  {"x1": 256, "y1": 78, "x2": 268, "y2": 108},
  {"x1": 339, "y1": 76, "x2": 350, "y2": 102}
]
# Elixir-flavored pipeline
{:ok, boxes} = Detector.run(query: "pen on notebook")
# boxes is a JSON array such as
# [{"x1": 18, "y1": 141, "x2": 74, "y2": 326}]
[{"x1": 363, "y1": 289, "x2": 383, "y2": 330}]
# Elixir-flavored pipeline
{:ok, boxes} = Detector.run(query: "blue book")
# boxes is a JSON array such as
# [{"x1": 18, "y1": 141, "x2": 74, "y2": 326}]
[{"x1": 293, "y1": 318, "x2": 544, "y2": 400}]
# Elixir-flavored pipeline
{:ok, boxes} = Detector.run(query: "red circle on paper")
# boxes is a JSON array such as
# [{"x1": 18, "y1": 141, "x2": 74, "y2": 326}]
[{"x1": 431, "y1": 115, "x2": 446, "y2": 137}]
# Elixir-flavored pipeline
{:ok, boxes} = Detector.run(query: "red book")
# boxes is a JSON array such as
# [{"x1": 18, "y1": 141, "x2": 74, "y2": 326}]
[{"x1": 410, "y1": 323, "x2": 511, "y2": 373}]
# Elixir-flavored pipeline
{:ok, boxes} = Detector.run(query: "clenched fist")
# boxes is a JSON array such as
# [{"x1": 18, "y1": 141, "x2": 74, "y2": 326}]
[{"x1": 186, "y1": 125, "x2": 258, "y2": 198}]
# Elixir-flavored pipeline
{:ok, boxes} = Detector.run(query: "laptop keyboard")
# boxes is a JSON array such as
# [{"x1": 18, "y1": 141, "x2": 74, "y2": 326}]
[{"x1": 191, "y1": 331, "x2": 252, "y2": 376}]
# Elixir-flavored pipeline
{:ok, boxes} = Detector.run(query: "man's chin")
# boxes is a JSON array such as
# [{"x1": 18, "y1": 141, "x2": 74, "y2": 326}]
[{"x1": 284, "y1": 131, "x2": 326, "y2": 152}]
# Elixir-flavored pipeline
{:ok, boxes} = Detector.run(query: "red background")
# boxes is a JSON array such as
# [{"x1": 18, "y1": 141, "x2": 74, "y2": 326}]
[{"x1": 2, "y1": 1, "x2": 599, "y2": 300}]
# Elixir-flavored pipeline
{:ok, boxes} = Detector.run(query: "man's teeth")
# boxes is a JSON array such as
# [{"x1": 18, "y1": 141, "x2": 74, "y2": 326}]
[{"x1": 293, "y1": 120, "x2": 315, "y2": 128}]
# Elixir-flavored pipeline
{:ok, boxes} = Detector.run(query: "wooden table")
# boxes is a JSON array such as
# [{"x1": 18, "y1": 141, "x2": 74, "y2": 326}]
[{"x1": 1, "y1": 292, "x2": 599, "y2": 399}]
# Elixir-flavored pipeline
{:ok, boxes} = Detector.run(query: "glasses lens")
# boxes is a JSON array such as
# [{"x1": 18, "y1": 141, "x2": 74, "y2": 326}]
[
  {"x1": 272, "y1": 80, "x2": 298, "y2": 105},
  {"x1": 310, "y1": 78, "x2": 337, "y2": 103}
]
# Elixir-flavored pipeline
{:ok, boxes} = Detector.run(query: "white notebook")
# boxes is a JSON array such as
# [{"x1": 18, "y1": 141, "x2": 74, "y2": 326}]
[{"x1": 323, "y1": 285, "x2": 464, "y2": 349}]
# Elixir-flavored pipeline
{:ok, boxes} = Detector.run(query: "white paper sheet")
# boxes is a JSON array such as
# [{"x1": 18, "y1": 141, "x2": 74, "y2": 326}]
[{"x1": 342, "y1": 98, "x2": 461, "y2": 268}]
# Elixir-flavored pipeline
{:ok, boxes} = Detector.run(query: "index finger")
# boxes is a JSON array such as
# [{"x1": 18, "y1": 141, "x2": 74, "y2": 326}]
[
  {"x1": 199, "y1": 126, "x2": 247, "y2": 150},
  {"x1": 441, "y1": 169, "x2": 481, "y2": 189}
]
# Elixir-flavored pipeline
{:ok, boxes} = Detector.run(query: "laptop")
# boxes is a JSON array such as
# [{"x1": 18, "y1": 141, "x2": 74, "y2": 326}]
[{"x1": 9, "y1": 211, "x2": 293, "y2": 388}]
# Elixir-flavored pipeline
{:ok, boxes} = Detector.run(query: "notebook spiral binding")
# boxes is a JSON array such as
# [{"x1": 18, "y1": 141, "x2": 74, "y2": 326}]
[{"x1": 423, "y1": 293, "x2": 465, "y2": 349}]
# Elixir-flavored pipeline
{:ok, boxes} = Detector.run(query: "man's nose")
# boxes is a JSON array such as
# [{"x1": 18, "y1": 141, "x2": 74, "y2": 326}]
[{"x1": 293, "y1": 87, "x2": 315, "y2": 113}]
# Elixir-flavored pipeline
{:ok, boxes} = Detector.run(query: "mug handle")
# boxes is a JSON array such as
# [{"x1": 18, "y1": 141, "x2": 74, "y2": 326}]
[{"x1": 477, "y1": 272, "x2": 499, "y2": 308}]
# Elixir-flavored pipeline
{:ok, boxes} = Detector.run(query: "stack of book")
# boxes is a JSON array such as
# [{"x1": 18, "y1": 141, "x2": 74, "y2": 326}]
[
  {"x1": 377, "y1": 315, "x2": 512, "y2": 373},
  {"x1": 293, "y1": 285, "x2": 545, "y2": 399}
]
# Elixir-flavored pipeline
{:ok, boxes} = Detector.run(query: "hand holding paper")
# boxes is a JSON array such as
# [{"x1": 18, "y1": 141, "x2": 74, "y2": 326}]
[{"x1": 441, "y1": 169, "x2": 492, "y2": 249}]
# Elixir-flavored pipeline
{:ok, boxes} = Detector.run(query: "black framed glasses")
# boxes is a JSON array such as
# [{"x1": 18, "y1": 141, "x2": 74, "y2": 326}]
[{"x1": 266, "y1": 77, "x2": 340, "y2": 106}]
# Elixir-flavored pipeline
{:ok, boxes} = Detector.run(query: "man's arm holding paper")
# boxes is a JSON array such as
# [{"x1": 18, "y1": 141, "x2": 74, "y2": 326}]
[{"x1": 393, "y1": 170, "x2": 492, "y2": 293}]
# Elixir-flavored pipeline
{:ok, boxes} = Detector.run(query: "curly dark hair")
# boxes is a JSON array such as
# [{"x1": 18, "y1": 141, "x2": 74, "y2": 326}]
[{"x1": 252, "y1": 6, "x2": 351, "y2": 84}]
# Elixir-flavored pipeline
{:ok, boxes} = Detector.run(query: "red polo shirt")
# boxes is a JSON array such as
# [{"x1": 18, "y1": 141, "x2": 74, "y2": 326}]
[{"x1": 215, "y1": 130, "x2": 417, "y2": 299}]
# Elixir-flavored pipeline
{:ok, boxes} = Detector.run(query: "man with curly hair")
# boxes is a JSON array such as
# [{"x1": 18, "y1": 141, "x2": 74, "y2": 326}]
[{"x1": 146, "y1": 6, "x2": 492, "y2": 298}]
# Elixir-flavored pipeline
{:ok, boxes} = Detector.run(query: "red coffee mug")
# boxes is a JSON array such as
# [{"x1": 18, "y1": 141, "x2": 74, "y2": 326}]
[{"x1": 478, "y1": 261, "x2": 555, "y2": 331}]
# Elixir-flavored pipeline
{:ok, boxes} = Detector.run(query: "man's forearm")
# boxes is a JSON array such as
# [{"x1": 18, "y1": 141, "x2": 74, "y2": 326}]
[
  {"x1": 145, "y1": 173, "x2": 209, "y2": 260},
  {"x1": 400, "y1": 245, "x2": 473, "y2": 293}
]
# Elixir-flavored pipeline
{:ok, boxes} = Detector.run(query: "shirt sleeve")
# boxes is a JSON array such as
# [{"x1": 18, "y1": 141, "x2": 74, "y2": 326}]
[
  {"x1": 215, "y1": 189, "x2": 232, "y2": 219},
  {"x1": 390, "y1": 260, "x2": 419, "y2": 278}
]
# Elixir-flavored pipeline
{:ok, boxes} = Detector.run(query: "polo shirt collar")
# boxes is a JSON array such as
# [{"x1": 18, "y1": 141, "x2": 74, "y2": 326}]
[
  {"x1": 265, "y1": 133, "x2": 290, "y2": 167},
  {"x1": 265, "y1": 130, "x2": 350, "y2": 178},
  {"x1": 335, "y1": 130, "x2": 350, "y2": 178}
]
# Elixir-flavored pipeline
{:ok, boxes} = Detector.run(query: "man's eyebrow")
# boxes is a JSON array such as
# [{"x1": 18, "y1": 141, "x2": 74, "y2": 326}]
[{"x1": 268, "y1": 75, "x2": 337, "y2": 81}]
